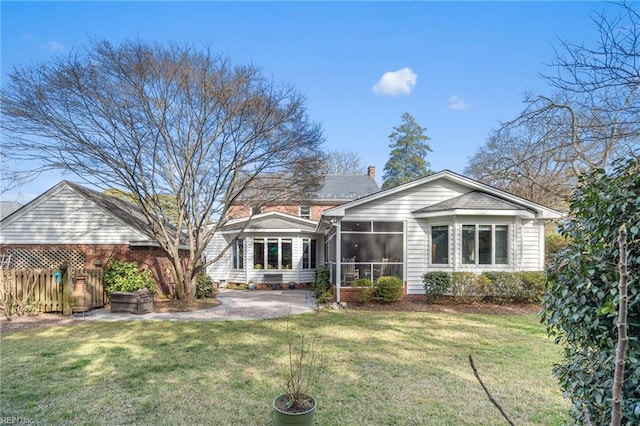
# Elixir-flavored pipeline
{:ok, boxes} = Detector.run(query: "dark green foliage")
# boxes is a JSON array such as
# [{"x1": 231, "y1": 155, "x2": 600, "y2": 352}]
[
  {"x1": 313, "y1": 265, "x2": 331, "y2": 299},
  {"x1": 103, "y1": 260, "x2": 156, "y2": 294},
  {"x1": 382, "y1": 112, "x2": 433, "y2": 189},
  {"x1": 423, "y1": 272, "x2": 451, "y2": 299},
  {"x1": 375, "y1": 276, "x2": 403, "y2": 303},
  {"x1": 541, "y1": 157, "x2": 640, "y2": 424},
  {"x1": 195, "y1": 273, "x2": 216, "y2": 299}
]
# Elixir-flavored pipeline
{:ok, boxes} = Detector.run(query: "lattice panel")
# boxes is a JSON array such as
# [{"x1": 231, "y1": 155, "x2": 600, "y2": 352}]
[{"x1": 2, "y1": 249, "x2": 85, "y2": 269}]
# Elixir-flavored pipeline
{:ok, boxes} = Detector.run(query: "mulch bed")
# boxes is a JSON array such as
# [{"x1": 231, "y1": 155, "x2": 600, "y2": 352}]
[{"x1": 0, "y1": 296, "x2": 539, "y2": 335}]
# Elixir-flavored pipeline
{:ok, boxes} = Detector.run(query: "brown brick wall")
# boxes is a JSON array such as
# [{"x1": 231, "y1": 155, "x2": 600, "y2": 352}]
[
  {"x1": 338, "y1": 281, "x2": 408, "y2": 303},
  {"x1": 227, "y1": 204, "x2": 338, "y2": 221},
  {"x1": 1, "y1": 243, "x2": 186, "y2": 297}
]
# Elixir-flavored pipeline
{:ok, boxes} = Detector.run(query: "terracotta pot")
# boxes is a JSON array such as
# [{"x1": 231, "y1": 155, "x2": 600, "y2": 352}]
[{"x1": 70, "y1": 274, "x2": 92, "y2": 313}]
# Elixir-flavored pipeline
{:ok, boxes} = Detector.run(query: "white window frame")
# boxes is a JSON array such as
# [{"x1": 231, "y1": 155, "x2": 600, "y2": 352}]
[
  {"x1": 429, "y1": 224, "x2": 450, "y2": 265},
  {"x1": 461, "y1": 224, "x2": 509, "y2": 265},
  {"x1": 299, "y1": 206, "x2": 311, "y2": 219}
]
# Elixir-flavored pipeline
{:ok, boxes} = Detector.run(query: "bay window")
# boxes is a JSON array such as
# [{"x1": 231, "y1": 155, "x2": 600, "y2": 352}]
[
  {"x1": 253, "y1": 238, "x2": 292, "y2": 269},
  {"x1": 462, "y1": 224, "x2": 509, "y2": 265},
  {"x1": 431, "y1": 225, "x2": 449, "y2": 264},
  {"x1": 303, "y1": 239, "x2": 316, "y2": 269}
]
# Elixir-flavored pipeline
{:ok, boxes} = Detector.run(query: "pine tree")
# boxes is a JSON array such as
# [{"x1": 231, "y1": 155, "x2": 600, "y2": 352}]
[{"x1": 382, "y1": 112, "x2": 433, "y2": 189}]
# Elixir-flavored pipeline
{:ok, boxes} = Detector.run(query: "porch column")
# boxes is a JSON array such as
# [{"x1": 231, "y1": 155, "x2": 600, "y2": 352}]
[{"x1": 335, "y1": 221, "x2": 342, "y2": 303}]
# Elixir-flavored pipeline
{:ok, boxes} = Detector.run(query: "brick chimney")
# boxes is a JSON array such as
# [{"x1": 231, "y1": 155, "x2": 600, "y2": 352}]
[{"x1": 367, "y1": 166, "x2": 376, "y2": 178}]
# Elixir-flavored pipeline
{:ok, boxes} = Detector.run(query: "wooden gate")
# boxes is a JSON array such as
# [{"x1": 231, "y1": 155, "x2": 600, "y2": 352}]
[{"x1": 0, "y1": 268, "x2": 106, "y2": 313}]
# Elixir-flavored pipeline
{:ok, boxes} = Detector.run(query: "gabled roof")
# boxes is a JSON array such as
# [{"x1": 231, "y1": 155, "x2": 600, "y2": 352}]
[
  {"x1": 63, "y1": 182, "x2": 158, "y2": 239},
  {"x1": 1, "y1": 181, "x2": 179, "y2": 243},
  {"x1": 314, "y1": 175, "x2": 380, "y2": 202},
  {"x1": 221, "y1": 211, "x2": 318, "y2": 234},
  {"x1": 321, "y1": 170, "x2": 563, "y2": 220},
  {"x1": 413, "y1": 190, "x2": 534, "y2": 218}
]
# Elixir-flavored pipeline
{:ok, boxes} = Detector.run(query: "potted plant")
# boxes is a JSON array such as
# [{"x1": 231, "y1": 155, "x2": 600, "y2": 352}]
[
  {"x1": 273, "y1": 320, "x2": 319, "y2": 426},
  {"x1": 104, "y1": 260, "x2": 156, "y2": 314}
]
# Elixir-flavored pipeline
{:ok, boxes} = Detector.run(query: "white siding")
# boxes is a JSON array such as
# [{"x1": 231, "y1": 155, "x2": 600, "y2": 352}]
[
  {"x1": 521, "y1": 220, "x2": 543, "y2": 270},
  {"x1": 338, "y1": 180, "x2": 549, "y2": 295},
  {"x1": 0, "y1": 185, "x2": 147, "y2": 244},
  {"x1": 206, "y1": 233, "x2": 322, "y2": 285},
  {"x1": 342, "y1": 180, "x2": 470, "y2": 295}
]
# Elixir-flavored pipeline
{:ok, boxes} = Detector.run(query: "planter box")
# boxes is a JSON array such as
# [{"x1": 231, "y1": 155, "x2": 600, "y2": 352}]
[{"x1": 110, "y1": 291, "x2": 154, "y2": 314}]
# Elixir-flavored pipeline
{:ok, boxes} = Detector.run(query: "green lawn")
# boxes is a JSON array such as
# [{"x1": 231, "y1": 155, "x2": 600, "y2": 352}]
[{"x1": 0, "y1": 310, "x2": 569, "y2": 425}]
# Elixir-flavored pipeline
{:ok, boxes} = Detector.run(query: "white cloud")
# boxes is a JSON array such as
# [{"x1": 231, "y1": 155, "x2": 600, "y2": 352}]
[
  {"x1": 447, "y1": 95, "x2": 467, "y2": 110},
  {"x1": 42, "y1": 40, "x2": 66, "y2": 53},
  {"x1": 372, "y1": 67, "x2": 417, "y2": 96},
  {"x1": 22, "y1": 35, "x2": 66, "y2": 53}
]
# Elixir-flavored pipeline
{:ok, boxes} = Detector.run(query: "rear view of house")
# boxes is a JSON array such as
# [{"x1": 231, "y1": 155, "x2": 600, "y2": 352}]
[{"x1": 206, "y1": 169, "x2": 562, "y2": 301}]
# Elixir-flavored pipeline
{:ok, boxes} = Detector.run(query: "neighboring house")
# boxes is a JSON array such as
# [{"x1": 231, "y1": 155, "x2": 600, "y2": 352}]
[
  {"x1": 206, "y1": 167, "x2": 380, "y2": 286},
  {"x1": 0, "y1": 201, "x2": 23, "y2": 221},
  {"x1": 0, "y1": 181, "x2": 186, "y2": 296},
  {"x1": 208, "y1": 169, "x2": 562, "y2": 302}
]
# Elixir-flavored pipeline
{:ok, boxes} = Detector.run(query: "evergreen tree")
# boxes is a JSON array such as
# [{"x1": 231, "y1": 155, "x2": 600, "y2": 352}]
[{"x1": 382, "y1": 112, "x2": 433, "y2": 189}]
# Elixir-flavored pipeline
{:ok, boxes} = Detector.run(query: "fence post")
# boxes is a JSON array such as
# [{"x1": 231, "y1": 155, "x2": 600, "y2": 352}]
[{"x1": 61, "y1": 262, "x2": 72, "y2": 315}]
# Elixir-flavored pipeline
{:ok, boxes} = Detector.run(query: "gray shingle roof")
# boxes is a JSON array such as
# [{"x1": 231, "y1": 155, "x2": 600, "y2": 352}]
[
  {"x1": 413, "y1": 191, "x2": 533, "y2": 213},
  {"x1": 64, "y1": 182, "x2": 183, "y2": 241},
  {"x1": 315, "y1": 175, "x2": 379, "y2": 201}
]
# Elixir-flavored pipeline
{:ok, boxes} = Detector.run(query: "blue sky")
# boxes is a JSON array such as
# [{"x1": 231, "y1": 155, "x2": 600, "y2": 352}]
[{"x1": 1, "y1": 1, "x2": 618, "y2": 203}]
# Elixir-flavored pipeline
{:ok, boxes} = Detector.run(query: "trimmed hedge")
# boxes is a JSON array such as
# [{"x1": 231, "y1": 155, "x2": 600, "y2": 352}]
[
  {"x1": 423, "y1": 271, "x2": 450, "y2": 298},
  {"x1": 375, "y1": 276, "x2": 403, "y2": 303},
  {"x1": 422, "y1": 271, "x2": 546, "y2": 304},
  {"x1": 352, "y1": 278, "x2": 375, "y2": 304}
]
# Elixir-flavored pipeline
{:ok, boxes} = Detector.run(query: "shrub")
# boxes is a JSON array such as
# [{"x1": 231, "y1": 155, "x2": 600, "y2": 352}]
[
  {"x1": 450, "y1": 272, "x2": 486, "y2": 302},
  {"x1": 422, "y1": 271, "x2": 450, "y2": 299},
  {"x1": 375, "y1": 276, "x2": 403, "y2": 303},
  {"x1": 313, "y1": 265, "x2": 331, "y2": 299},
  {"x1": 541, "y1": 157, "x2": 640, "y2": 424},
  {"x1": 514, "y1": 271, "x2": 546, "y2": 303},
  {"x1": 195, "y1": 273, "x2": 217, "y2": 299},
  {"x1": 103, "y1": 260, "x2": 156, "y2": 294},
  {"x1": 545, "y1": 232, "x2": 570, "y2": 264},
  {"x1": 352, "y1": 278, "x2": 375, "y2": 304},
  {"x1": 481, "y1": 272, "x2": 523, "y2": 303}
]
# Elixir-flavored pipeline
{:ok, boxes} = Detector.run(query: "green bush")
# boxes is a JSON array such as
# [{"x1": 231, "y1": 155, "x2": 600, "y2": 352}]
[
  {"x1": 545, "y1": 232, "x2": 570, "y2": 264},
  {"x1": 313, "y1": 265, "x2": 331, "y2": 299},
  {"x1": 514, "y1": 271, "x2": 546, "y2": 303},
  {"x1": 375, "y1": 276, "x2": 403, "y2": 303},
  {"x1": 542, "y1": 157, "x2": 640, "y2": 424},
  {"x1": 352, "y1": 278, "x2": 375, "y2": 304},
  {"x1": 482, "y1": 272, "x2": 523, "y2": 303},
  {"x1": 422, "y1": 271, "x2": 450, "y2": 299},
  {"x1": 195, "y1": 273, "x2": 217, "y2": 299},
  {"x1": 103, "y1": 260, "x2": 156, "y2": 294},
  {"x1": 451, "y1": 272, "x2": 486, "y2": 302}
]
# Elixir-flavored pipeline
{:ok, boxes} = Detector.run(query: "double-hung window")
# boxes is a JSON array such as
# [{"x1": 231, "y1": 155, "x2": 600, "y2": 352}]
[
  {"x1": 462, "y1": 224, "x2": 509, "y2": 265},
  {"x1": 253, "y1": 238, "x2": 292, "y2": 269},
  {"x1": 302, "y1": 238, "x2": 316, "y2": 269},
  {"x1": 431, "y1": 225, "x2": 449, "y2": 264},
  {"x1": 232, "y1": 239, "x2": 244, "y2": 270}
]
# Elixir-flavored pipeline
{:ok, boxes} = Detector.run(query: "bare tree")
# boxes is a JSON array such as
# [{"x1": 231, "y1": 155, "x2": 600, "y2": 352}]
[
  {"x1": 1, "y1": 39, "x2": 324, "y2": 302},
  {"x1": 466, "y1": 2, "x2": 640, "y2": 208},
  {"x1": 320, "y1": 150, "x2": 363, "y2": 175}
]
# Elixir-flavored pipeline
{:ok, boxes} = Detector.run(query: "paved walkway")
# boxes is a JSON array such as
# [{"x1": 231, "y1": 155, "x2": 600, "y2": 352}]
[{"x1": 73, "y1": 289, "x2": 317, "y2": 322}]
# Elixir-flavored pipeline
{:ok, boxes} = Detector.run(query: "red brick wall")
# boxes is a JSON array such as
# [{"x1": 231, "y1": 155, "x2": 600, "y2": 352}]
[
  {"x1": 226, "y1": 204, "x2": 338, "y2": 221},
  {"x1": 1, "y1": 243, "x2": 186, "y2": 297},
  {"x1": 338, "y1": 282, "x2": 408, "y2": 303}
]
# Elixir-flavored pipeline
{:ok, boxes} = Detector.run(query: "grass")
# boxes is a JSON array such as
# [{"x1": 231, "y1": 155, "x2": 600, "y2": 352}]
[{"x1": 0, "y1": 310, "x2": 569, "y2": 425}]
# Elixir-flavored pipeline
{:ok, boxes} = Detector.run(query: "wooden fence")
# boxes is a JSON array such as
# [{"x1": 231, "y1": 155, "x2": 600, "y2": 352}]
[{"x1": 0, "y1": 268, "x2": 106, "y2": 313}]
